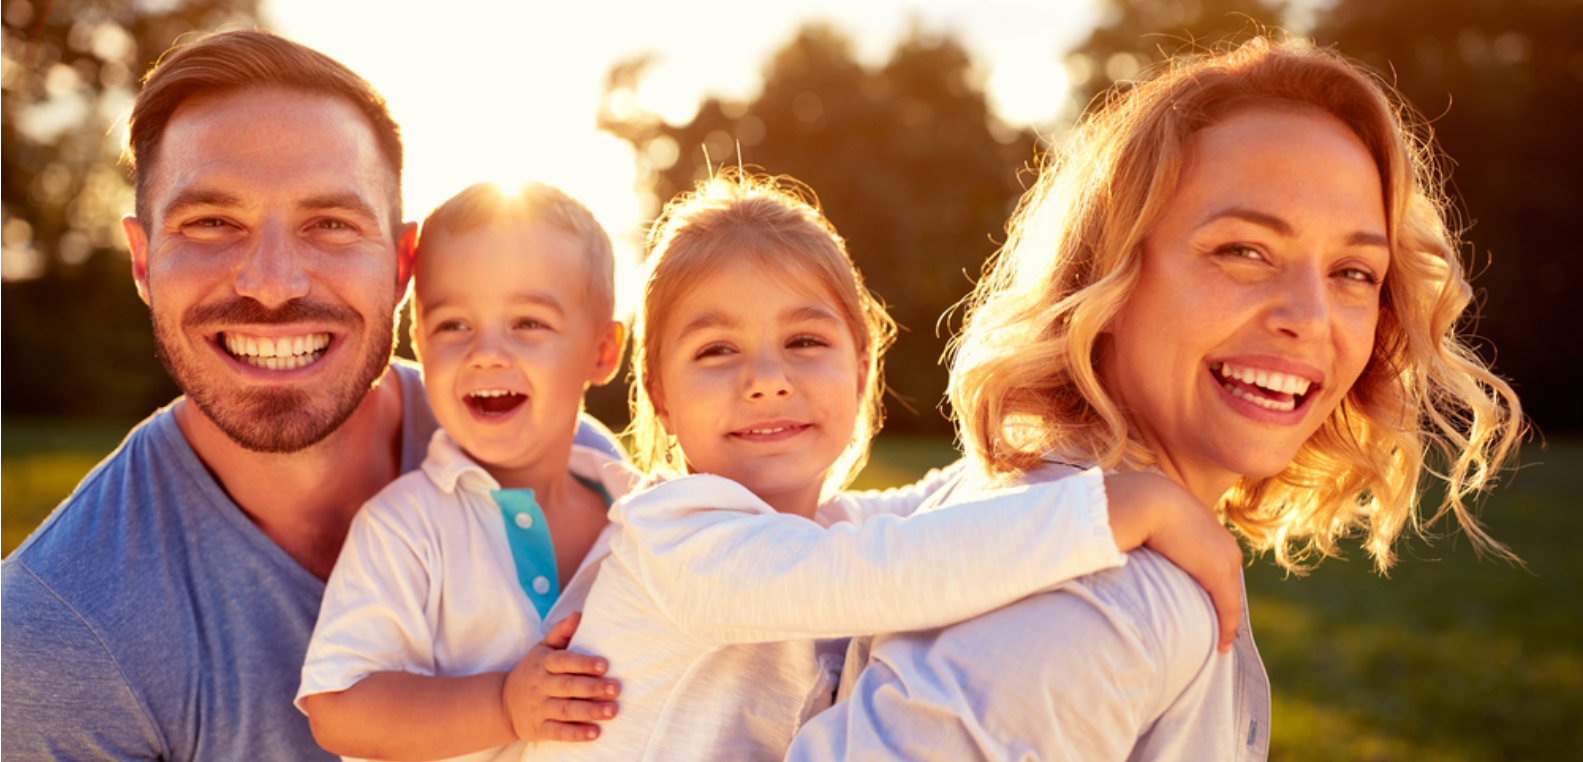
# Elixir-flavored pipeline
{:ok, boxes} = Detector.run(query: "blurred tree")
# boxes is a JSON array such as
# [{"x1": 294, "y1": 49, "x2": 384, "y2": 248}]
[
  {"x1": 3, "y1": 0, "x2": 257, "y2": 419},
  {"x1": 599, "y1": 23, "x2": 1038, "y2": 435},
  {"x1": 1065, "y1": 0, "x2": 1286, "y2": 113},
  {"x1": 1314, "y1": 0, "x2": 1583, "y2": 432}
]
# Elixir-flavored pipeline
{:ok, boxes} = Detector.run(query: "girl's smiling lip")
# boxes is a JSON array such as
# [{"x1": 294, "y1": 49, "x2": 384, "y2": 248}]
[
  {"x1": 730, "y1": 420, "x2": 811, "y2": 442},
  {"x1": 1207, "y1": 355, "x2": 1325, "y2": 424},
  {"x1": 463, "y1": 387, "x2": 528, "y2": 420}
]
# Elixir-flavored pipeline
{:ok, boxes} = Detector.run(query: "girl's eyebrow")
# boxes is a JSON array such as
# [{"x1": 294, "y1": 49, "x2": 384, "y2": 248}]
[
  {"x1": 786, "y1": 305, "x2": 842, "y2": 326},
  {"x1": 674, "y1": 304, "x2": 842, "y2": 342}
]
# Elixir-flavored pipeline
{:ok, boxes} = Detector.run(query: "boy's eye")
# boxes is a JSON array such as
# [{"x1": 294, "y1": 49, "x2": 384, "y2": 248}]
[
  {"x1": 434, "y1": 319, "x2": 468, "y2": 333},
  {"x1": 514, "y1": 318, "x2": 548, "y2": 331}
]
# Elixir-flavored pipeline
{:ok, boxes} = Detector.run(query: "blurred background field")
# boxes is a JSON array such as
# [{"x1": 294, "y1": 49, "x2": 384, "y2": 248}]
[{"x1": 6, "y1": 426, "x2": 1580, "y2": 761}]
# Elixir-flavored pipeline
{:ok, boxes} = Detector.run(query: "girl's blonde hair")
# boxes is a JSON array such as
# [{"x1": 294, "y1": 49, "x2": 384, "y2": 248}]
[
  {"x1": 629, "y1": 171, "x2": 897, "y2": 499},
  {"x1": 950, "y1": 36, "x2": 1523, "y2": 572}
]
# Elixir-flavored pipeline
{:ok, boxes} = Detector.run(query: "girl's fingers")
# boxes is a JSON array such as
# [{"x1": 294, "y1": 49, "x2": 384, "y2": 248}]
[{"x1": 544, "y1": 672, "x2": 621, "y2": 699}]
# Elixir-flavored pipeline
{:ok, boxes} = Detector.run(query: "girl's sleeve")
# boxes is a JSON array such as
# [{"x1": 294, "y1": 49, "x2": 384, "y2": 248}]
[
  {"x1": 295, "y1": 488, "x2": 439, "y2": 711},
  {"x1": 613, "y1": 470, "x2": 1125, "y2": 645},
  {"x1": 838, "y1": 458, "x2": 968, "y2": 523}
]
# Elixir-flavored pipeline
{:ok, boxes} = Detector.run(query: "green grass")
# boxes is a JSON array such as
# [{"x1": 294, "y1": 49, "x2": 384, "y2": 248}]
[{"x1": 3, "y1": 421, "x2": 1578, "y2": 760}]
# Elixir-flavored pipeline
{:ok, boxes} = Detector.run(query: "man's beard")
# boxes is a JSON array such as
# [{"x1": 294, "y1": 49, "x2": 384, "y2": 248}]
[{"x1": 151, "y1": 295, "x2": 396, "y2": 454}]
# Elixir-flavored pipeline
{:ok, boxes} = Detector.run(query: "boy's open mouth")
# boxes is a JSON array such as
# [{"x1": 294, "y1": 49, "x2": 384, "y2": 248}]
[
  {"x1": 221, "y1": 332, "x2": 331, "y2": 371},
  {"x1": 1211, "y1": 361, "x2": 1316, "y2": 413},
  {"x1": 466, "y1": 389, "x2": 526, "y2": 416}
]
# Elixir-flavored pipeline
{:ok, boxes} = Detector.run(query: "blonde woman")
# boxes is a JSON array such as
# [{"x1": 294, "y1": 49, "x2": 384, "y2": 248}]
[{"x1": 788, "y1": 37, "x2": 1521, "y2": 762}]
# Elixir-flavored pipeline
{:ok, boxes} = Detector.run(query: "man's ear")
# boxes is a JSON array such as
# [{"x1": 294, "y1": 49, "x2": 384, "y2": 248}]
[
  {"x1": 123, "y1": 215, "x2": 151, "y2": 306},
  {"x1": 591, "y1": 320, "x2": 628, "y2": 386},
  {"x1": 395, "y1": 221, "x2": 418, "y2": 292}
]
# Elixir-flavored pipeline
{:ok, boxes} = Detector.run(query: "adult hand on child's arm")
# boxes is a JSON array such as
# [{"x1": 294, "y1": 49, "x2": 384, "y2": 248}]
[
  {"x1": 503, "y1": 612, "x2": 622, "y2": 743},
  {"x1": 1103, "y1": 473, "x2": 1245, "y2": 653}
]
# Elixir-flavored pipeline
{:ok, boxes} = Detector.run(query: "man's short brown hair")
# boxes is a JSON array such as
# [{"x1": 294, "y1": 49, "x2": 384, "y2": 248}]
[{"x1": 125, "y1": 29, "x2": 403, "y2": 229}]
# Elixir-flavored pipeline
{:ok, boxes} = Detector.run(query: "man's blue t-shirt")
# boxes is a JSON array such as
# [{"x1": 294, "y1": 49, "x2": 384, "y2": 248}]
[{"x1": 1, "y1": 361, "x2": 622, "y2": 760}]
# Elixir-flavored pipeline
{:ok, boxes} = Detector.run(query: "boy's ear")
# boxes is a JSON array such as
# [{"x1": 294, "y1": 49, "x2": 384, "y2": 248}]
[
  {"x1": 123, "y1": 215, "x2": 152, "y2": 306},
  {"x1": 590, "y1": 320, "x2": 628, "y2": 386},
  {"x1": 395, "y1": 221, "x2": 418, "y2": 291}
]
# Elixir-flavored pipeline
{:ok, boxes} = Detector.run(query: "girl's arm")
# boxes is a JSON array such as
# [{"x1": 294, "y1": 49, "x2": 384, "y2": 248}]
[
  {"x1": 837, "y1": 458, "x2": 968, "y2": 523},
  {"x1": 619, "y1": 469, "x2": 1242, "y2": 650},
  {"x1": 616, "y1": 468, "x2": 1118, "y2": 643}
]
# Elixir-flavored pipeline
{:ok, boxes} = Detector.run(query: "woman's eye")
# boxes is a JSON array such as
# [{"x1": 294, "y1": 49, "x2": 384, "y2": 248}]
[
  {"x1": 1216, "y1": 243, "x2": 1265, "y2": 261},
  {"x1": 1335, "y1": 266, "x2": 1379, "y2": 285}
]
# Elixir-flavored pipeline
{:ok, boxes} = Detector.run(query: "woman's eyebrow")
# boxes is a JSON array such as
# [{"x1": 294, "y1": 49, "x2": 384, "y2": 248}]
[{"x1": 1199, "y1": 207, "x2": 1389, "y2": 248}]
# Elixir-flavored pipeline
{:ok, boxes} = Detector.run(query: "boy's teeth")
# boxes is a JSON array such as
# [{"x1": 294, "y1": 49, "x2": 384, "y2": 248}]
[
  {"x1": 469, "y1": 389, "x2": 519, "y2": 398},
  {"x1": 1214, "y1": 361, "x2": 1312, "y2": 396},
  {"x1": 222, "y1": 332, "x2": 331, "y2": 370}
]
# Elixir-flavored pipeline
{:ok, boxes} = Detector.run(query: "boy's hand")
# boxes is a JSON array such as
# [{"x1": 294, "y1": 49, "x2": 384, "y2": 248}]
[
  {"x1": 502, "y1": 612, "x2": 622, "y2": 742},
  {"x1": 1103, "y1": 473, "x2": 1245, "y2": 653}
]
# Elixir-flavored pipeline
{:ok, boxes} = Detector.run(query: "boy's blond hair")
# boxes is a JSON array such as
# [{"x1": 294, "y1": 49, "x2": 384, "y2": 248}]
[
  {"x1": 629, "y1": 171, "x2": 896, "y2": 499},
  {"x1": 950, "y1": 37, "x2": 1523, "y2": 572},
  {"x1": 415, "y1": 181, "x2": 617, "y2": 321}
]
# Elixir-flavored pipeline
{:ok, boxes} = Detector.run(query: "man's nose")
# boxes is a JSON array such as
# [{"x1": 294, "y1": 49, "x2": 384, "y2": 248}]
[{"x1": 233, "y1": 223, "x2": 310, "y2": 308}]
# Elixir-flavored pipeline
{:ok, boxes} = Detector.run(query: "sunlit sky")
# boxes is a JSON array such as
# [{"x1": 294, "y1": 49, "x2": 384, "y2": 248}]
[{"x1": 261, "y1": 0, "x2": 1102, "y2": 313}]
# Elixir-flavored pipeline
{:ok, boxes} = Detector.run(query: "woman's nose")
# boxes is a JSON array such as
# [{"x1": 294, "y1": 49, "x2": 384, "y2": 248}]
[{"x1": 1268, "y1": 267, "x2": 1331, "y2": 341}]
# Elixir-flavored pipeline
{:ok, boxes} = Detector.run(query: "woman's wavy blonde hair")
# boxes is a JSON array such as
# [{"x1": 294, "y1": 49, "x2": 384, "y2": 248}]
[
  {"x1": 950, "y1": 36, "x2": 1523, "y2": 572},
  {"x1": 628, "y1": 170, "x2": 897, "y2": 500}
]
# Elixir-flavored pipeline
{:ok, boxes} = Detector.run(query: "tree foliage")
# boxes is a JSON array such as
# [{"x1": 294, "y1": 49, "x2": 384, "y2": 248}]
[
  {"x1": 1066, "y1": 0, "x2": 1285, "y2": 113},
  {"x1": 1312, "y1": 0, "x2": 1583, "y2": 431},
  {"x1": 600, "y1": 23, "x2": 1038, "y2": 435},
  {"x1": 2, "y1": 0, "x2": 257, "y2": 419}
]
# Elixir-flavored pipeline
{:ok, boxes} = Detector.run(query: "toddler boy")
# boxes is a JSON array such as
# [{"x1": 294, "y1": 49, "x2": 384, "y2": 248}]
[{"x1": 298, "y1": 182, "x2": 633, "y2": 762}]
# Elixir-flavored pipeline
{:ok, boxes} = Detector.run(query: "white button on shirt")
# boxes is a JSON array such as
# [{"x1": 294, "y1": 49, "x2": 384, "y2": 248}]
[{"x1": 515, "y1": 512, "x2": 534, "y2": 529}]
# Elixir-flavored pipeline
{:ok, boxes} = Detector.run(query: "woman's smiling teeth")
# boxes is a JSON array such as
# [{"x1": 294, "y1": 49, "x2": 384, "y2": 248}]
[
  {"x1": 1212, "y1": 361, "x2": 1314, "y2": 412},
  {"x1": 222, "y1": 332, "x2": 330, "y2": 370}
]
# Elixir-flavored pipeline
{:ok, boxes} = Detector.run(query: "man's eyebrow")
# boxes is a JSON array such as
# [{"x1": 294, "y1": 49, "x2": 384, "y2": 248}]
[
  {"x1": 299, "y1": 191, "x2": 381, "y2": 221},
  {"x1": 159, "y1": 188, "x2": 245, "y2": 221}
]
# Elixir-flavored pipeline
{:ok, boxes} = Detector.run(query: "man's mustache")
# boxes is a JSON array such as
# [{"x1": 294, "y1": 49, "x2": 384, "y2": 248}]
[{"x1": 184, "y1": 298, "x2": 361, "y2": 328}]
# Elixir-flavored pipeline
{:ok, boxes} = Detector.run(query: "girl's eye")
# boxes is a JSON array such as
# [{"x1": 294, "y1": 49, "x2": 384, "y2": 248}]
[
  {"x1": 787, "y1": 334, "x2": 830, "y2": 350},
  {"x1": 695, "y1": 342, "x2": 735, "y2": 359}
]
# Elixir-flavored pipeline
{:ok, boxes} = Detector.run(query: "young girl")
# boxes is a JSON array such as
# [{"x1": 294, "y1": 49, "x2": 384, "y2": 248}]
[{"x1": 539, "y1": 171, "x2": 1247, "y2": 761}]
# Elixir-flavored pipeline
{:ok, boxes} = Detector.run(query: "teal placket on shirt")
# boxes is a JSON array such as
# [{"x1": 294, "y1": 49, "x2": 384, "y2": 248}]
[{"x1": 491, "y1": 475, "x2": 614, "y2": 620}]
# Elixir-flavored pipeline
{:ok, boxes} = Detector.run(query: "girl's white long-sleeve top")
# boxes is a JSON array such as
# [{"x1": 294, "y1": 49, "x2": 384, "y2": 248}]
[{"x1": 535, "y1": 465, "x2": 1125, "y2": 762}]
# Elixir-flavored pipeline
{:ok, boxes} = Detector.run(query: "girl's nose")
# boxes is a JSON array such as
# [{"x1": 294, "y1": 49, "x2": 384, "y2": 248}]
[{"x1": 745, "y1": 354, "x2": 793, "y2": 399}]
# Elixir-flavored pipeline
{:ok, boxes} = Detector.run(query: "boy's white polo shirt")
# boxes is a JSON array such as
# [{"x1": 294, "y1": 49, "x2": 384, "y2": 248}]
[{"x1": 297, "y1": 430, "x2": 639, "y2": 762}]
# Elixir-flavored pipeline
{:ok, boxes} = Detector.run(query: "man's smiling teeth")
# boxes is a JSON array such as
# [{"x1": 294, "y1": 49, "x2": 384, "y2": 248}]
[
  {"x1": 222, "y1": 332, "x2": 330, "y2": 370},
  {"x1": 1213, "y1": 362, "x2": 1312, "y2": 396}
]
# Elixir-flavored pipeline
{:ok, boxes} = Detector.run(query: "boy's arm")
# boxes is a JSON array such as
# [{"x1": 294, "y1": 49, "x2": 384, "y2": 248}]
[
  {"x1": 303, "y1": 615, "x2": 617, "y2": 759},
  {"x1": 617, "y1": 469, "x2": 1124, "y2": 643}
]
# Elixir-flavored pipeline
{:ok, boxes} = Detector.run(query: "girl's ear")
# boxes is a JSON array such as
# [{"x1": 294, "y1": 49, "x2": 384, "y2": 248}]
[{"x1": 856, "y1": 351, "x2": 871, "y2": 400}]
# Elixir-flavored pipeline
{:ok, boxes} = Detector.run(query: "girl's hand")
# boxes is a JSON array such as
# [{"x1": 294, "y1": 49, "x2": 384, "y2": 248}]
[
  {"x1": 501, "y1": 612, "x2": 622, "y2": 742},
  {"x1": 1103, "y1": 473, "x2": 1245, "y2": 653}
]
